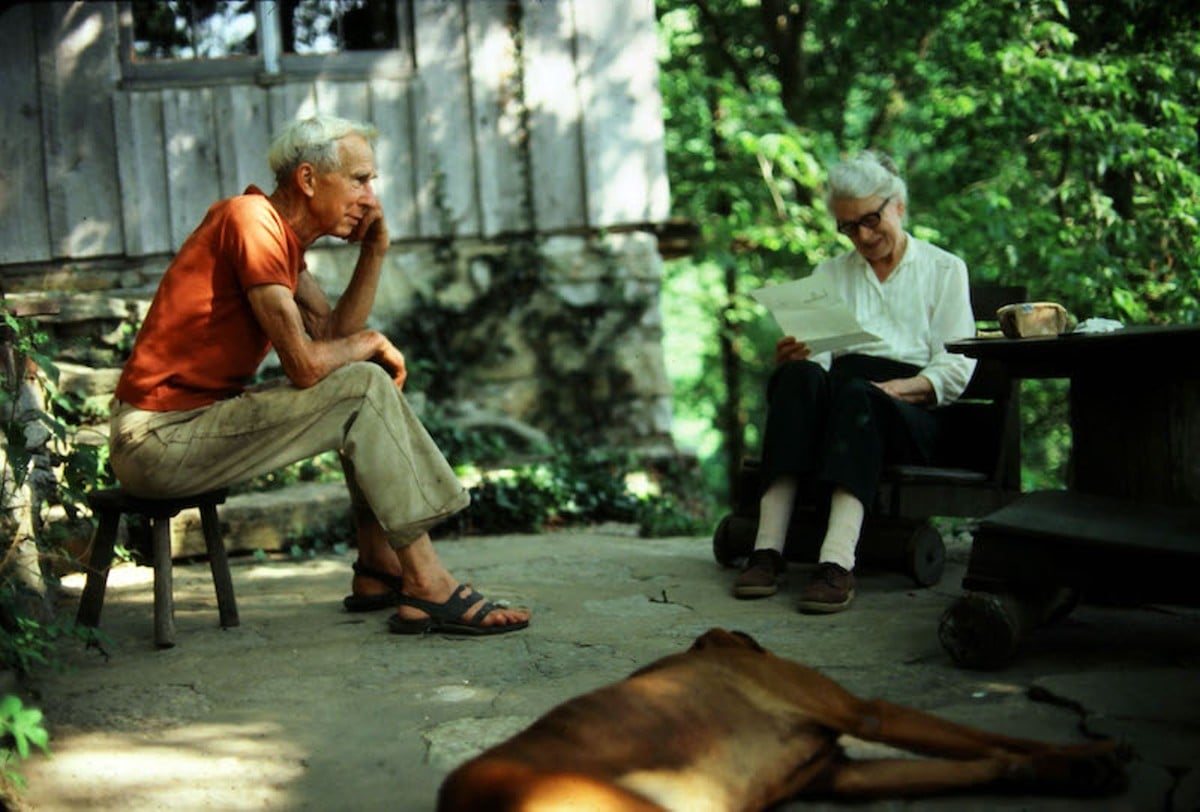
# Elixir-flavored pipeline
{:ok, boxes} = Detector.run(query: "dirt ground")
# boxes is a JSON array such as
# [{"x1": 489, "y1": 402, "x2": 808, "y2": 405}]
[{"x1": 13, "y1": 528, "x2": 1200, "y2": 811}]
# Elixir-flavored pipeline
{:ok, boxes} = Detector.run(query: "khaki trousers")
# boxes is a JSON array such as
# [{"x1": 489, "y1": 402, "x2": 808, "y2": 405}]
[{"x1": 109, "y1": 363, "x2": 469, "y2": 547}]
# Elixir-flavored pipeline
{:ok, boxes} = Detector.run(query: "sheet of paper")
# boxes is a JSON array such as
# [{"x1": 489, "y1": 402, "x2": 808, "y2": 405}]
[{"x1": 748, "y1": 276, "x2": 881, "y2": 355}]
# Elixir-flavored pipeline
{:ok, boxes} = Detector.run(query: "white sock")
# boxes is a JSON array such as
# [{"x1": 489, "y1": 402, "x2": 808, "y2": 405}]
[
  {"x1": 754, "y1": 476, "x2": 798, "y2": 554},
  {"x1": 818, "y1": 488, "x2": 864, "y2": 571}
]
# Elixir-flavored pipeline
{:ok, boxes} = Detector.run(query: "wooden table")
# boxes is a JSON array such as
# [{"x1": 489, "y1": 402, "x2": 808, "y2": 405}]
[{"x1": 937, "y1": 324, "x2": 1200, "y2": 668}]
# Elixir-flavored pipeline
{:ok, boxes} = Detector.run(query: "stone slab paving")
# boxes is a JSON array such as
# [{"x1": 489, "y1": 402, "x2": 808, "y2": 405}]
[{"x1": 17, "y1": 528, "x2": 1200, "y2": 811}]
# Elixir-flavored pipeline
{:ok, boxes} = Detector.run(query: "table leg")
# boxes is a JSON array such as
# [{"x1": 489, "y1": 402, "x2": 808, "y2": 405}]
[{"x1": 1070, "y1": 376, "x2": 1200, "y2": 505}]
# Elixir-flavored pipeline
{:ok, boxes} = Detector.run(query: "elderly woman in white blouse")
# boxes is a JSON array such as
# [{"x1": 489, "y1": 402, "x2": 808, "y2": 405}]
[{"x1": 733, "y1": 150, "x2": 977, "y2": 613}]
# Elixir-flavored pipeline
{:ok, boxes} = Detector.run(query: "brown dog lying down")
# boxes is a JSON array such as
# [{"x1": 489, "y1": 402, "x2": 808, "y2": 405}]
[{"x1": 438, "y1": 628, "x2": 1126, "y2": 811}]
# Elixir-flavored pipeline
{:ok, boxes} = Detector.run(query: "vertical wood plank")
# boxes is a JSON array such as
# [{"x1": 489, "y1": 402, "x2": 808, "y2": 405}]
[
  {"x1": 466, "y1": 0, "x2": 529, "y2": 236},
  {"x1": 35, "y1": 2, "x2": 124, "y2": 258},
  {"x1": 313, "y1": 79, "x2": 371, "y2": 121},
  {"x1": 267, "y1": 82, "x2": 318, "y2": 137},
  {"x1": 161, "y1": 87, "x2": 222, "y2": 249},
  {"x1": 370, "y1": 77, "x2": 420, "y2": 240},
  {"x1": 214, "y1": 85, "x2": 273, "y2": 198},
  {"x1": 113, "y1": 89, "x2": 171, "y2": 257},
  {"x1": 0, "y1": 3, "x2": 52, "y2": 263},
  {"x1": 572, "y1": 0, "x2": 670, "y2": 227},
  {"x1": 523, "y1": 0, "x2": 587, "y2": 232},
  {"x1": 1070, "y1": 376, "x2": 1200, "y2": 506},
  {"x1": 411, "y1": 0, "x2": 481, "y2": 238}
]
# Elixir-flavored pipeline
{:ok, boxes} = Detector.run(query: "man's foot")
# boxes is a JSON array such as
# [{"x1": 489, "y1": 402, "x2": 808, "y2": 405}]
[
  {"x1": 391, "y1": 583, "x2": 530, "y2": 636},
  {"x1": 732, "y1": 549, "x2": 786, "y2": 599},
  {"x1": 388, "y1": 532, "x2": 531, "y2": 633},
  {"x1": 797, "y1": 562, "x2": 855, "y2": 613},
  {"x1": 343, "y1": 561, "x2": 406, "y2": 612}
]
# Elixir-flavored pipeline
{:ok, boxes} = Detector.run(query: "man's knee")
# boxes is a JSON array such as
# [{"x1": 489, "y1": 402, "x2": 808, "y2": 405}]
[{"x1": 331, "y1": 361, "x2": 397, "y2": 399}]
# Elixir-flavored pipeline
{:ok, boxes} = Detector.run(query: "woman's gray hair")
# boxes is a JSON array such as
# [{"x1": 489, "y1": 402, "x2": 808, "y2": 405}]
[
  {"x1": 825, "y1": 150, "x2": 908, "y2": 208},
  {"x1": 267, "y1": 114, "x2": 379, "y2": 183}
]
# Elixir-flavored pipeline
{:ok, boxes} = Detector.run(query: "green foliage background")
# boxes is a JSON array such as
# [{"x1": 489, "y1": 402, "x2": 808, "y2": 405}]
[{"x1": 656, "y1": 0, "x2": 1200, "y2": 501}]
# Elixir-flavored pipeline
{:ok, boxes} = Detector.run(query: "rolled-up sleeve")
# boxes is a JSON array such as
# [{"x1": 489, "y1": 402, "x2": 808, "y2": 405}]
[{"x1": 921, "y1": 258, "x2": 977, "y2": 405}]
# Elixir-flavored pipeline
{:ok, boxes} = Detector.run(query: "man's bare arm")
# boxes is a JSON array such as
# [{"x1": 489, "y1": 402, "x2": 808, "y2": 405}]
[
  {"x1": 321, "y1": 205, "x2": 390, "y2": 338},
  {"x1": 295, "y1": 270, "x2": 335, "y2": 339},
  {"x1": 248, "y1": 283, "x2": 406, "y2": 389}
]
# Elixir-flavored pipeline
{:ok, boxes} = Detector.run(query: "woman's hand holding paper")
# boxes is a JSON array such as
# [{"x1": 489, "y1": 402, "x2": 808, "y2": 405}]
[{"x1": 775, "y1": 336, "x2": 812, "y2": 365}]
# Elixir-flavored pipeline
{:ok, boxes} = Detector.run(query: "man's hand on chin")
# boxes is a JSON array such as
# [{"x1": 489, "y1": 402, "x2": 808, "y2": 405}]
[{"x1": 347, "y1": 206, "x2": 388, "y2": 249}]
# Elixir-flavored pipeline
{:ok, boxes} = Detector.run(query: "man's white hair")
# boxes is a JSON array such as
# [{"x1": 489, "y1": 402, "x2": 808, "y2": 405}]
[
  {"x1": 267, "y1": 114, "x2": 379, "y2": 183},
  {"x1": 825, "y1": 150, "x2": 908, "y2": 208}
]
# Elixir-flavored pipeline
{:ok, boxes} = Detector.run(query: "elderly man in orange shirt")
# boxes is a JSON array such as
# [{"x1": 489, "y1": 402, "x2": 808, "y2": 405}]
[{"x1": 110, "y1": 114, "x2": 529, "y2": 636}]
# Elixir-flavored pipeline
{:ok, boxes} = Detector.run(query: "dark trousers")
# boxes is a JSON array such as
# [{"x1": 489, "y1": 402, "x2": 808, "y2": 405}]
[{"x1": 759, "y1": 355, "x2": 941, "y2": 510}]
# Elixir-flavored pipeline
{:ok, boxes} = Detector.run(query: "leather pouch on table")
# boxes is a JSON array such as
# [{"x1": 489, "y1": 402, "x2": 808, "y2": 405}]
[{"x1": 996, "y1": 302, "x2": 1077, "y2": 338}]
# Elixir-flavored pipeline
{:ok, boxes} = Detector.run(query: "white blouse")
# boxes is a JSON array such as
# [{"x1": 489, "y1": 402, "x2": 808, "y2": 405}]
[{"x1": 810, "y1": 235, "x2": 978, "y2": 405}]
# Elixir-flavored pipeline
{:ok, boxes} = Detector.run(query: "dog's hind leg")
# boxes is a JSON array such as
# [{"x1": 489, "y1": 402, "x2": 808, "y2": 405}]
[
  {"x1": 765, "y1": 656, "x2": 1101, "y2": 762},
  {"x1": 808, "y1": 749, "x2": 1127, "y2": 799},
  {"x1": 841, "y1": 698, "x2": 1120, "y2": 761}
]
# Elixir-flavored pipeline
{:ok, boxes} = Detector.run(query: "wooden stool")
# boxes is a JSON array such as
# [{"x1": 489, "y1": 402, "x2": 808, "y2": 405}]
[{"x1": 76, "y1": 487, "x2": 239, "y2": 648}]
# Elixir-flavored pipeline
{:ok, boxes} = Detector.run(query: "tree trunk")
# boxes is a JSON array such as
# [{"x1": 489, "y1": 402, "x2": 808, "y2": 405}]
[
  {"x1": 717, "y1": 257, "x2": 746, "y2": 503},
  {"x1": 758, "y1": 0, "x2": 809, "y2": 125}
]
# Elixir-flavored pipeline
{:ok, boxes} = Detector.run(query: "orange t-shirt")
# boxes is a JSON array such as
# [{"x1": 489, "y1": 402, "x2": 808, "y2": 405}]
[{"x1": 115, "y1": 186, "x2": 304, "y2": 411}]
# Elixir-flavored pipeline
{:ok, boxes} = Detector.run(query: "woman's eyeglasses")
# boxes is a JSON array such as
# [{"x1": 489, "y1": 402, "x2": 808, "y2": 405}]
[{"x1": 836, "y1": 197, "x2": 892, "y2": 236}]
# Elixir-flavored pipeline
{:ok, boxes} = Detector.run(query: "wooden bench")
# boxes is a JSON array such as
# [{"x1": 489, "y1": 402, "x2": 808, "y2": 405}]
[
  {"x1": 712, "y1": 283, "x2": 1027, "y2": 586},
  {"x1": 76, "y1": 488, "x2": 239, "y2": 648},
  {"x1": 938, "y1": 489, "x2": 1200, "y2": 669}
]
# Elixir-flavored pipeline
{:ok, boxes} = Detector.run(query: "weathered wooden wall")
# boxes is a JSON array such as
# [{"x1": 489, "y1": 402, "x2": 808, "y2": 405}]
[{"x1": 0, "y1": 0, "x2": 669, "y2": 268}]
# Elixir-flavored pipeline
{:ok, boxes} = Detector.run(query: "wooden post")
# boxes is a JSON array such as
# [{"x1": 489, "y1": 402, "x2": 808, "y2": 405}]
[
  {"x1": 201, "y1": 502, "x2": 239, "y2": 629},
  {"x1": 76, "y1": 509, "x2": 120, "y2": 629},
  {"x1": 152, "y1": 518, "x2": 176, "y2": 649}
]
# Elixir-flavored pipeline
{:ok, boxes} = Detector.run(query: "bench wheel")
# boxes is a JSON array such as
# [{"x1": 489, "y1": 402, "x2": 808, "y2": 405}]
[
  {"x1": 938, "y1": 593, "x2": 1021, "y2": 670},
  {"x1": 712, "y1": 515, "x2": 756, "y2": 568},
  {"x1": 906, "y1": 521, "x2": 946, "y2": 587}
]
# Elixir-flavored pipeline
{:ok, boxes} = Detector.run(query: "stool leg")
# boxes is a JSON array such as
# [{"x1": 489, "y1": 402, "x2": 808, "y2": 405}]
[
  {"x1": 151, "y1": 518, "x2": 176, "y2": 648},
  {"x1": 200, "y1": 503, "x2": 239, "y2": 629},
  {"x1": 77, "y1": 510, "x2": 120, "y2": 628}
]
